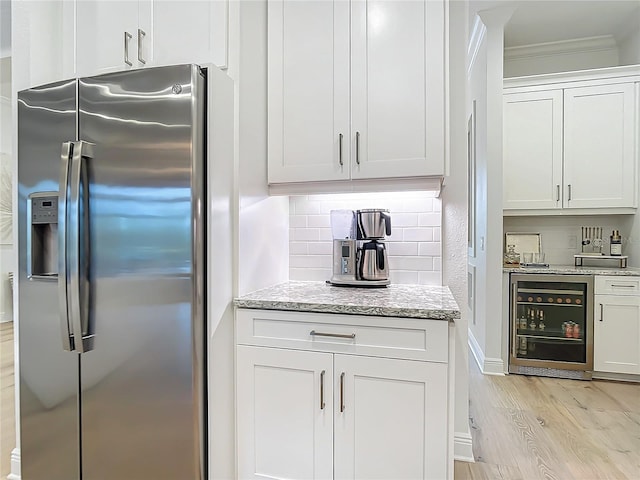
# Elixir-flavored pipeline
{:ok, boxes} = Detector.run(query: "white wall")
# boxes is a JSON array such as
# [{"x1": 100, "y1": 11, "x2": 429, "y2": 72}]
[
  {"x1": 0, "y1": 55, "x2": 13, "y2": 323},
  {"x1": 289, "y1": 192, "x2": 441, "y2": 285},
  {"x1": 445, "y1": 0, "x2": 472, "y2": 462},
  {"x1": 504, "y1": 215, "x2": 636, "y2": 265},
  {"x1": 616, "y1": 7, "x2": 640, "y2": 66}
]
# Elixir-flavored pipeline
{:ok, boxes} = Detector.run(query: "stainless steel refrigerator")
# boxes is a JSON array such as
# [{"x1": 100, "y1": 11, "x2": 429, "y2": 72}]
[{"x1": 18, "y1": 64, "x2": 210, "y2": 479}]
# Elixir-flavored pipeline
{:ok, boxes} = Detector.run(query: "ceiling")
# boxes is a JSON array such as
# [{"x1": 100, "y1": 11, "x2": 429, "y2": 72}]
[{"x1": 470, "y1": 0, "x2": 640, "y2": 48}]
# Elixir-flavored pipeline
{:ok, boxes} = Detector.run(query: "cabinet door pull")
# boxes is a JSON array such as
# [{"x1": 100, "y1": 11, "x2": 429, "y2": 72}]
[
  {"x1": 320, "y1": 370, "x2": 326, "y2": 410},
  {"x1": 124, "y1": 32, "x2": 133, "y2": 66},
  {"x1": 137, "y1": 29, "x2": 146, "y2": 64},
  {"x1": 611, "y1": 284, "x2": 635, "y2": 288},
  {"x1": 339, "y1": 133, "x2": 343, "y2": 166},
  {"x1": 355, "y1": 131, "x2": 361, "y2": 165},
  {"x1": 339, "y1": 372, "x2": 345, "y2": 413},
  {"x1": 310, "y1": 330, "x2": 355, "y2": 339},
  {"x1": 599, "y1": 303, "x2": 603, "y2": 322},
  {"x1": 556, "y1": 184, "x2": 560, "y2": 202},
  {"x1": 567, "y1": 184, "x2": 572, "y2": 201}
]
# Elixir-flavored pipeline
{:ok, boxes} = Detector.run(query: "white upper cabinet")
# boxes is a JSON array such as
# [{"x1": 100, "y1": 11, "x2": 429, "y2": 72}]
[
  {"x1": 268, "y1": 0, "x2": 445, "y2": 185},
  {"x1": 563, "y1": 83, "x2": 636, "y2": 209},
  {"x1": 76, "y1": 1, "x2": 141, "y2": 77},
  {"x1": 503, "y1": 70, "x2": 639, "y2": 213},
  {"x1": 503, "y1": 90, "x2": 563, "y2": 210},
  {"x1": 268, "y1": 0, "x2": 350, "y2": 183},
  {"x1": 77, "y1": 0, "x2": 228, "y2": 78},
  {"x1": 351, "y1": 0, "x2": 444, "y2": 180},
  {"x1": 141, "y1": 0, "x2": 228, "y2": 69}
]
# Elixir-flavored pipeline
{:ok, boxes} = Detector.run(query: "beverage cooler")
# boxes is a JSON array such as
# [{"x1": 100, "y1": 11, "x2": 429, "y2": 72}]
[{"x1": 509, "y1": 274, "x2": 594, "y2": 379}]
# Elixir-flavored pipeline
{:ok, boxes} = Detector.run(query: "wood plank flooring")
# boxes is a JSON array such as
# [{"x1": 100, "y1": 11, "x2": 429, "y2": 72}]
[
  {"x1": 2, "y1": 322, "x2": 639, "y2": 479},
  {"x1": 1, "y1": 321, "x2": 15, "y2": 479},
  {"x1": 455, "y1": 356, "x2": 640, "y2": 480}
]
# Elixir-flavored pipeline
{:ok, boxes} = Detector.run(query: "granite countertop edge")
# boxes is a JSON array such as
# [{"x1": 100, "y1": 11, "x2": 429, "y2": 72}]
[{"x1": 503, "y1": 265, "x2": 640, "y2": 276}]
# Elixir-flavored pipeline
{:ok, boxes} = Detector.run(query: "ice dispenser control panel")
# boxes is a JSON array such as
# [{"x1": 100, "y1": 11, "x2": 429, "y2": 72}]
[{"x1": 28, "y1": 193, "x2": 59, "y2": 279}]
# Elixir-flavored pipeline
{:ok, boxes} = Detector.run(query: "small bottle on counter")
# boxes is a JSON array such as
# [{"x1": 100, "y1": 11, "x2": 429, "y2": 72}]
[{"x1": 610, "y1": 230, "x2": 622, "y2": 256}]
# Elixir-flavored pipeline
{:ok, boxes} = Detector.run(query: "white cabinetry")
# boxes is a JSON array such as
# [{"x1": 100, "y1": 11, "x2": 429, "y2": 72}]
[
  {"x1": 503, "y1": 69, "x2": 639, "y2": 213},
  {"x1": 75, "y1": 0, "x2": 229, "y2": 78},
  {"x1": 235, "y1": 309, "x2": 451, "y2": 479},
  {"x1": 267, "y1": 0, "x2": 445, "y2": 185},
  {"x1": 594, "y1": 276, "x2": 640, "y2": 375}
]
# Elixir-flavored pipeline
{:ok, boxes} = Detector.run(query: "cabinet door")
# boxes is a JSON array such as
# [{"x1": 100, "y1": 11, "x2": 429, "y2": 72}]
[
  {"x1": 503, "y1": 90, "x2": 563, "y2": 210},
  {"x1": 141, "y1": 0, "x2": 228, "y2": 69},
  {"x1": 334, "y1": 355, "x2": 448, "y2": 480},
  {"x1": 594, "y1": 295, "x2": 640, "y2": 375},
  {"x1": 351, "y1": 0, "x2": 445, "y2": 179},
  {"x1": 76, "y1": 0, "x2": 139, "y2": 77},
  {"x1": 236, "y1": 345, "x2": 334, "y2": 480},
  {"x1": 268, "y1": 0, "x2": 350, "y2": 183},
  {"x1": 563, "y1": 83, "x2": 637, "y2": 209}
]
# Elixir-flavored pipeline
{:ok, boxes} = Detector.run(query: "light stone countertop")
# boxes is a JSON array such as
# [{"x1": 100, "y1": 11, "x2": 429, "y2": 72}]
[
  {"x1": 503, "y1": 265, "x2": 640, "y2": 276},
  {"x1": 233, "y1": 281, "x2": 460, "y2": 321}
]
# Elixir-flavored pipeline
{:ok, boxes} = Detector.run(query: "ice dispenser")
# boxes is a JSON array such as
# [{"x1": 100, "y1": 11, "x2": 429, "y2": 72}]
[{"x1": 28, "y1": 192, "x2": 58, "y2": 278}]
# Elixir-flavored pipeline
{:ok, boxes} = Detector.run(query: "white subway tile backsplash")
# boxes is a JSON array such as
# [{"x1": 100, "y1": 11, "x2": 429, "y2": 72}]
[
  {"x1": 387, "y1": 242, "x2": 419, "y2": 256},
  {"x1": 418, "y1": 242, "x2": 441, "y2": 256},
  {"x1": 403, "y1": 228, "x2": 433, "y2": 242},
  {"x1": 289, "y1": 192, "x2": 442, "y2": 285}
]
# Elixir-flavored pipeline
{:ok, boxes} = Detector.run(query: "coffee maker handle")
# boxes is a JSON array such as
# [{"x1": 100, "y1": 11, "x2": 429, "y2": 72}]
[
  {"x1": 377, "y1": 243, "x2": 385, "y2": 270},
  {"x1": 382, "y1": 212, "x2": 391, "y2": 236}
]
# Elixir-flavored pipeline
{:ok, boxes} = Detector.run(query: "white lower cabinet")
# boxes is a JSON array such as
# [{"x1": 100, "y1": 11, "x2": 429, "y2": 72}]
[
  {"x1": 594, "y1": 276, "x2": 640, "y2": 375},
  {"x1": 236, "y1": 309, "x2": 450, "y2": 480}
]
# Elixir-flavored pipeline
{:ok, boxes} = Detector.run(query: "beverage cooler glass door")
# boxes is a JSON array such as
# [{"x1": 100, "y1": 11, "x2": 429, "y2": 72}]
[{"x1": 510, "y1": 274, "x2": 594, "y2": 374}]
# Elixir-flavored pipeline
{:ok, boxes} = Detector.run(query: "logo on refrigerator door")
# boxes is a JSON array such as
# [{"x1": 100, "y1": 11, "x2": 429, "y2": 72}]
[{"x1": 172, "y1": 84, "x2": 183, "y2": 95}]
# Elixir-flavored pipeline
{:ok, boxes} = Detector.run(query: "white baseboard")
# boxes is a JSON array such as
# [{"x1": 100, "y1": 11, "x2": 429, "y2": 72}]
[
  {"x1": 468, "y1": 328, "x2": 505, "y2": 376},
  {"x1": 453, "y1": 431, "x2": 474, "y2": 462},
  {"x1": 7, "y1": 448, "x2": 20, "y2": 480}
]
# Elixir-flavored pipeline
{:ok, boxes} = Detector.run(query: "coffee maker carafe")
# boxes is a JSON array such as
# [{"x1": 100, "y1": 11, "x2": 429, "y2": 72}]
[{"x1": 329, "y1": 209, "x2": 391, "y2": 286}]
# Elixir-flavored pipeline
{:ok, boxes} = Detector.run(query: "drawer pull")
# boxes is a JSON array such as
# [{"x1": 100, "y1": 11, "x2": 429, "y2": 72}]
[
  {"x1": 320, "y1": 370, "x2": 326, "y2": 410},
  {"x1": 310, "y1": 330, "x2": 356, "y2": 340},
  {"x1": 599, "y1": 303, "x2": 604, "y2": 321},
  {"x1": 340, "y1": 372, "x2": 345, "y2": 412},
  {"x1": 611, "y1": 284, "x2": 636, "y2": 288}
]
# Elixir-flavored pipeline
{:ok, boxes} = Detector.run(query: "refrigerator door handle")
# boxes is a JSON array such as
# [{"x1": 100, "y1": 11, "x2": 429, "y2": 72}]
[
  {"x1": 69, "y1": 140, "x2": 95, "y2": 353},
  {"x1": 58, "y1": 142, "x2": 75, "y2": 351}
]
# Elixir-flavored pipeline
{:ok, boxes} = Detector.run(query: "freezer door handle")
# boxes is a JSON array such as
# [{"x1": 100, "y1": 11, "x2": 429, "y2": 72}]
[
  {"x1": 58, "y1": 142, "x2": 75, "y2": 351},
  {"x1": 68, "y1": 141, "x2": 95, "y2": 353}
]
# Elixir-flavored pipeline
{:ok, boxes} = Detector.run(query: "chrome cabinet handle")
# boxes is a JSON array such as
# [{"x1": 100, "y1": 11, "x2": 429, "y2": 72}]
[
  {"x1": 355, "y1": 131, "x2": 361, "y2": 165},
  {"x1": 58, "y1": 142, "x2": 74, "y2": 352},
  {"x1": 556, "y1": 184, "x2": 560, "y2": 202},
  {"x1": 340, "y1": 372, "x2": 345, "y2": 413},
  {"x1": 124, "y1": 32, "x2": 133, "y2": 66},
  {"x1": 511, "y1": 283, "x2": 518, "y2": 357},
  {"x1": 338, "y1": 133, "x2": 343, "y2": 166},
  {"x1": 137, "y1": 29, "x2": 146, "y2": 64},
  {"x1": 310, "y1": 330, "x2": 356, "y2": 339},
  {"x1": 320, "y1": 370, "x2": 326, "y2": 410},
  {"x1": 611, "y1": 284, "x2": 635, "y2": 288},
  {"x1": 599, "y1": 303, "x2": 603, "y2": 321},
  {"x1": 69, "y1": 141, "x2": 95, "y2": 353},
  {"x1": 567, "y1": 184, "x2": 572, "y2": 201}
]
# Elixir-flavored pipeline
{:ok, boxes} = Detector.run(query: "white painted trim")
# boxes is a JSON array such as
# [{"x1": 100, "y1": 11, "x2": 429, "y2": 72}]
[
  {"x1": 8, "y1": 448, "x2": 20, "y2": 480},
  {"x1": 504, "y1": 207, "x2": 637, "y2": 216},
  {"x1": 467, "y1": 16, "x2": 486, "y2": 77},
  {"x1": 593, "y1": 371, "x2": 640, "y2": 383},
  {"x1": 468, "y1": 328, "x2": 505, "y2": 376},
  {"x1": 504, "y1": 64, "x2": 640, "y2": 89},
  {"x1": 453, "y1": 432, "x2": 474, "y2": 463},
  {"x1": 268, "y1": 176, "x2": 443, "y2": 196},
  {"x1": 504, "y1": 35, "x2": 617, "y2": 61}
]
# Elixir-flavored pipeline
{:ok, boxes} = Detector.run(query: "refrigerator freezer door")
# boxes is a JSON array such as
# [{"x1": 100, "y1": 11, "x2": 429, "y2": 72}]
[
  {"x1": 78, "y1": 65, "x2": 206, "y2": 480},
  {"x1": 18, "y1": 79, "x2": 80, "y2": 480}
]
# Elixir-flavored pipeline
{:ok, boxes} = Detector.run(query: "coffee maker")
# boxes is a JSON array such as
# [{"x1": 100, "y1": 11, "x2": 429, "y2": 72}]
[{"x1": 329, "y1": 209, "x2": 391, "y2": 287}]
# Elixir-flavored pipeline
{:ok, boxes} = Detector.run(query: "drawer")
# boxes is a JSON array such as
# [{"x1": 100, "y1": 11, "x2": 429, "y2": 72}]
[
  {"x1": 235, "y1": 309, "x2": 449, "y2": 363},
  {"x1": 595, "y1": 276, "x2": 640, "y2": 296}
]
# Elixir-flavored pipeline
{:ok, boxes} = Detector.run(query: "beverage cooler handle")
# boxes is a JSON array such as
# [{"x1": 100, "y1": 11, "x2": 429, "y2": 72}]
[
  {"x1": 511, "y1": 283, "x2": 518, "y2": 358},
  {"x1": 58, "y1": 142, "x2": 74, "y2": 351},
  {"x1": 68, "y1": 141, "x2": 95, "y2": 353}
]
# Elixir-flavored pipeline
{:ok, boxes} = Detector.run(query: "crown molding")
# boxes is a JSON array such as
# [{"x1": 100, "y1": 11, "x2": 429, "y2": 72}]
[
  {"x1": 467, "y1": 16, "x2": 486, "y2": 77},
  {"x1": 504, "y1": 35, "x2": 618, "y2": 61}
]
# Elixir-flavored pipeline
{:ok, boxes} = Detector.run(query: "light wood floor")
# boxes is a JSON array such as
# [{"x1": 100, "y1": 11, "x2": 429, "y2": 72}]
[
  {"x1": 1, "y1": 321, "x2": 15, "y2": 479},
  {"x1": 1, "y1": 322, "x2": 639, "y2": 479},
  {"x1": 455, "y1": 356, "x2": 640, "y2": 479}
]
